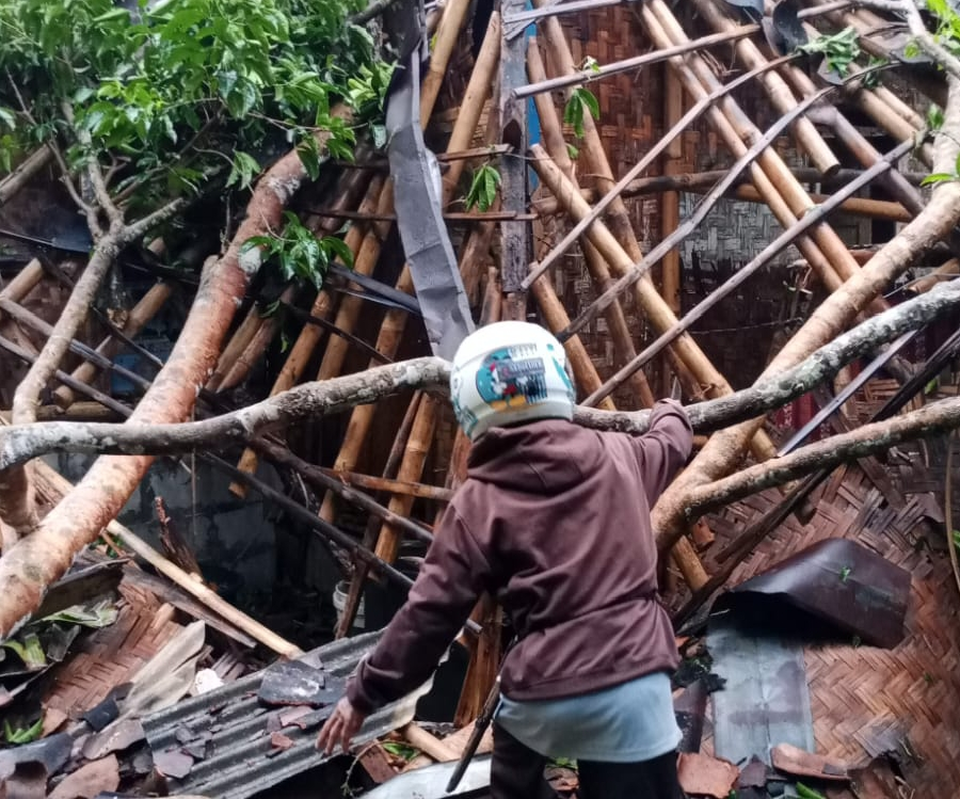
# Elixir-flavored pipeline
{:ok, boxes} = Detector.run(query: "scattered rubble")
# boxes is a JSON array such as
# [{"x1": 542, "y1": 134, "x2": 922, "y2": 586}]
[{"x1": 2, "y1": 0, "x2": 960, "y2": 796}]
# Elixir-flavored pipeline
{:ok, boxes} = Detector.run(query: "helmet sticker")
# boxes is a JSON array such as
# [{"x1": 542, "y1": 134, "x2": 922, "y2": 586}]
[{"x1": 476, "y1": 347, "x2": 548, "y2": 410}]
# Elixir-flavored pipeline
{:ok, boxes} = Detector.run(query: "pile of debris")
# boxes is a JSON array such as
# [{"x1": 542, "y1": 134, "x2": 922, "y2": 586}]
[{"x1": 2, "y1": 0, "x2": 960, "y2": 795}]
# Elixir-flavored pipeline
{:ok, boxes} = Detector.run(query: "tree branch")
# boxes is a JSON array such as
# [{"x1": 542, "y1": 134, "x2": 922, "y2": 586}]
[
  {"x1": 2, "y1": 277, "x2": 959, "y2": 470},
  {"x1": 682, "y1": 393, "x2": 960, "y2": 522},
  {"x1": 124, "y1": 195, "x2": 189, "y2": 241},
  {"x1": 902, "y1": 0, "x2": 960, "y2": 82},
  {"x1": 62, "y1": 100, "x2": 123, "y2": 227}
]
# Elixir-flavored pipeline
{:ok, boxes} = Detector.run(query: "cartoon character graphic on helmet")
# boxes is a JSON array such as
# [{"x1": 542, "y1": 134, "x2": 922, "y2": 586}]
[{"x1": 450, "y1": 322, "x2": 576, "y2": 440}]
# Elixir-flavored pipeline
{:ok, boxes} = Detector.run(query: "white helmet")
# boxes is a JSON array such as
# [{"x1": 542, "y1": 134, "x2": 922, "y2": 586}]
[{"x1": 449, "y1": 321, "x2": 576, "y2": 440}]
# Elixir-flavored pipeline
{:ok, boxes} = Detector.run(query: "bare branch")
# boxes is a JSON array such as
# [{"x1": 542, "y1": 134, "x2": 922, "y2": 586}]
[
  {"x1": 4, "y1": 71, "x2": 91, "y2": 220},
  {"x1": 683, "y1": 393, "x2": 960, "y2": 520},
  {"x1": 124, "y1": 196, "x2": 189, "y2": 241},
  {"x1": 902, "y1": 0, "x2": 960, "y2": 82},
  {"x1": 860, "y1": 0, "x2": 960, "y2": 80},
  {"x1": 2, "y1": 278, "x2": 959, "y2": 470}
]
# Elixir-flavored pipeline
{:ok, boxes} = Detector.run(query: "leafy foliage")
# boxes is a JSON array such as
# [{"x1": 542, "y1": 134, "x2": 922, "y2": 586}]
[
  {"x1": 924, "y1": 0, "x2": 960, "y2": 58},
  {"x1": 919, "y1": 151, "x2": 960, "y2": 186},
  {"x1": 563, "y1": 86, "x2": 600, "y2": 139},
  {"x1": 0, "y1": 0, "x2": 386, "y2": 212},
  {"x1": 242, "y1": 211, "x2": 353, "y2": 288},
  {"x1": 798, "y1": 26, "x2": 860, "y2": 76},
  {"x1": 4, "y1": 716, "x2": 43, "y2": 745},
  {"x1": 464, "y1": 163, "x2": 501, "y2": 212}
]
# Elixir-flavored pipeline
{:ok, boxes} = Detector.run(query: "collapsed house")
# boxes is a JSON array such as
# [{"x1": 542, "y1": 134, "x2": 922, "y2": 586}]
[{"x1": 1, "y1": 0, "x2": 960, "y2": 796}]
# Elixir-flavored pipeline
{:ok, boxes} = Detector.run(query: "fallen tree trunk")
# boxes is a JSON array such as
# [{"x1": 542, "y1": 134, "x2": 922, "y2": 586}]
[
  {"x1": 0, "y1": 111, "x2": 349, "y2": 640},
  {"x1": 2, "y1": 277, "x2": 959, "y2": 469}
]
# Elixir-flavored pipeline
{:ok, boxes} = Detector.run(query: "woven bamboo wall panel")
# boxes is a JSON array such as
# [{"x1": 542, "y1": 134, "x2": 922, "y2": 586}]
[{"x1": 697, "y1": 428, "x2": 960, "y2": 792}]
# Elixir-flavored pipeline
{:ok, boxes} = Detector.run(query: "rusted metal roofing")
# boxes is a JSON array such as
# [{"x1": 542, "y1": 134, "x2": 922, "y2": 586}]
[{"x1": 141, "y1": 631, "x2": 432, "y2": 799}]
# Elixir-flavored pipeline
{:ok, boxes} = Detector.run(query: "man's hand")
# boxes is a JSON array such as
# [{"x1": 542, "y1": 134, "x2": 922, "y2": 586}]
[{"x1": 316, "y1": 697, "x2": 366, "y2": 756}]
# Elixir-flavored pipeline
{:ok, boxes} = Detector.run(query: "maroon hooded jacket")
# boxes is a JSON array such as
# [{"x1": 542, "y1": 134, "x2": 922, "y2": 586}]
[{"x1": 346, "y1": 399, "x2": 693, "y2": 714}]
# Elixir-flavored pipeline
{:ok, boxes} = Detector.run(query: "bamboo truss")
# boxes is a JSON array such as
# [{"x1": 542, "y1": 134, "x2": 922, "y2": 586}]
[{"x1": 3, "y1": 0, "x2": 960, "y2": 737}]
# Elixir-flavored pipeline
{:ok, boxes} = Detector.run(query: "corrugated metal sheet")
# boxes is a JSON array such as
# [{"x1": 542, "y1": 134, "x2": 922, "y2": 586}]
[{"x1": 141, "y1": 631, "x2": 433, "y2": 799}]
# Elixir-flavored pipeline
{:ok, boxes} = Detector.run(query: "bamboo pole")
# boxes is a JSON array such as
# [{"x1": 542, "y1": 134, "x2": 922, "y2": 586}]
[
  {"x1": 644, "y1": 0, "x2": 871, "y2": 302},
  {"x1": 319, "y1": 7, "x2": 495, "y2": 530},
  {"x1": 228, "y1": 175, "x2": 384, "y2": 495},
  {"x1": 531, "y1": 166, "x2": 928, "y2": 216},
  {"x1": 420, "y1": 0, "x2": 472, "y2": 122},
  {"x1": 0, "y1": 260, "x2": 44, "y2": 308},
  {"x1": 443, "y1": 12, "x2": 502, "y2": 200},
  {"x1": 909, "y1": 258, "x2": 960, "y2": 294},
  {"x1": 316, "y1": 189, "x2": 395, "y2": 382},
  {"x1": 372, "y1": 394, "x2": 442, "y2": 564},
  {"x1": 206, "y1": 300, "x2": 261, "y2": 392},
  {"x1": 722, "y1": 185, "x2": 911, "y2": 222},
  {"x1": 530, "y1": 272, "x2": 617, "y2": 412},
  {"x1": 52, "y1": 282, "x2": 173, "y2": 408},
  {"x1": 662, "y1": 66, "x2": 683, "y2": 317},
  {"x1": 529, "y1": 37, "x2": 655, "y2": 409},
  {"x1": 0, "y1": 148, "x2": 53, "y2": 205},
  {"x1": 693, "y1": 0, "x2": 840, "y2": 177},
  {"x1": 218, "y1": 284, "x2": 298, "y2": 392},
  {"x1": 335, "y1": 393, "x2": 424, "y2": 638},
  {"x1": 0, "y1": 402, "x2": 120, "y2": 422}
]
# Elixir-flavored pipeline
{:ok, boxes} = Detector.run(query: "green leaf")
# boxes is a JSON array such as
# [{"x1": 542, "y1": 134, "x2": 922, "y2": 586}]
[
  {"x1": 796, "y1": 783, "x2": 827, "y2": 799},
  {"x1": 566, "y1": 142, "x2": 579, "y2": 160},
  {"x1": 920, "y1": 172, "x2": 956, "y2": 186},
  {"x1": 382, "y1": 741, "x2": 418, "y2": 760},
  {"x1": 322, "y1": 235, "x2": 354, "y2": 267},
  {"x1": 226, "y1": 151, "x2": 261, "y2": 190},
  {"x1": 41, "y1": 601, "x2": 118, "y2": 629},
  {"x1": 564, "y1": 88, "x2": 599, "y2": 138},
  {"x1": 0, "y1": 107, "x2": 14, "y2": 130},
  {"x1": 464, "y1": 164, "x2": 501, "y2": 212},
  {"x1": 927, "y1": 104, "x2": 945, "y2": 132},
  {"x1": 576, "y1": 87, "x2": 600, "y2": 120},
  {"x1": 4, "y1": 716, "x2": 44, "y2": 745},
  {"x1": 297, "y1": 136, "x2": 322, "y2": 181},
  {"x1": 797, "y1": 26, "x2": 861, "y2": 76},
  {"x1": 3, "y1": 632, "x2": 46, "y2": 670}
]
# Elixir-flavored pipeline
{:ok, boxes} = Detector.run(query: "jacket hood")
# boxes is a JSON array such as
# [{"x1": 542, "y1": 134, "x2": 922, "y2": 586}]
[{"x1": 466, "y1": 419, "x2": 597, "y2": 493}]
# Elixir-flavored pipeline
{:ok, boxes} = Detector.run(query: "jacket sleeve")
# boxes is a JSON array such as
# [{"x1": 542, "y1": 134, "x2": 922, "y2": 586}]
[
  {"x1": 346, "y1": 506, "x2": 493, "y2": 715},
  {"x1": 631, "y1": 398, "x2": 694, "y2": 505}
]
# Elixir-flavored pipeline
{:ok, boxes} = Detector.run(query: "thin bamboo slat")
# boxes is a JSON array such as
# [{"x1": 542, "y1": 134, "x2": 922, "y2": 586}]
[
  {"x1": 228, "y1": 175, "x2": 383, "y2": 495},
  {"x1": 52, "y1": 282, "x2": 172, "y2": 408},
  {"x1": 529, "y1": 37, "x2": 655, "y2": 409},
  {"x1": 646, "y1": 0, "x2": 874, "y2": 306}
]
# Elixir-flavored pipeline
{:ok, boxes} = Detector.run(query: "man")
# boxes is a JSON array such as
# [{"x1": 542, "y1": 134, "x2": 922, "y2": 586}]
[{"x1": 318, "y1": 321, "x2": 691, "y2": 799}]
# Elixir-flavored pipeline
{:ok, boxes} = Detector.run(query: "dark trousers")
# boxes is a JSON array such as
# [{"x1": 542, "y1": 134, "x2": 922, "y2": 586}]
[{"x1": 491, "y1": 723, "x2": 686, "y2": 799}]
